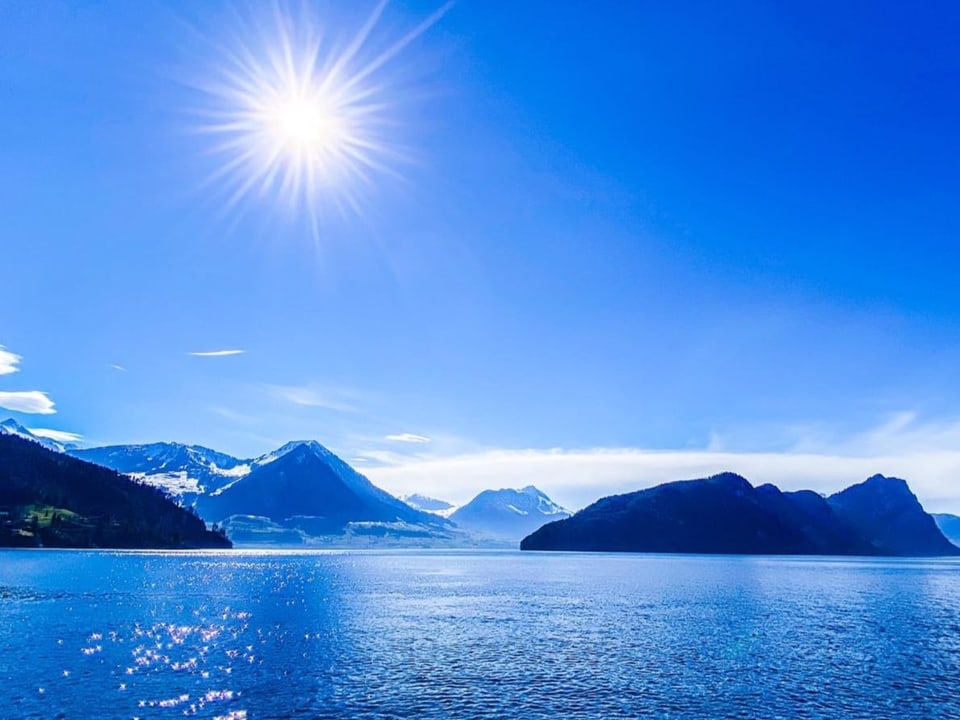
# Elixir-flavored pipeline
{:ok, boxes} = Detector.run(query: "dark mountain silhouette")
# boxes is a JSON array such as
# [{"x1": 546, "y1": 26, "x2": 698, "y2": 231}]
[
  {"x1": 827, "y1": 475, "x2": 959, "y2": 556},
  {"x1": 521, "y1": 472, "x2": 958, "y2": 556},
  {"x1": 0, "y1": 434, "x2": 230, "y2": 549},
  {"x1": 196, "y1": 440, "x2": 450, "y2": 537},
  {"x1": 754, "y1": 484, "x2": 878, "y2": 555}
]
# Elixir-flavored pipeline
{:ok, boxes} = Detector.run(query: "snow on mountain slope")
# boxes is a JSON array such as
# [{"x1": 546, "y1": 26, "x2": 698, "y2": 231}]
[
  {"x1": 70, "y1": 442, "x2": 248, "y2": 498},
  {"x1": 449, "y1": 486, "x2": 570, "y2": 541},
  {"x1": 402, "y1": 493, "x2": 459, "y2": 517},
  {"x1": 0, "y1": 418, "x2": 66, "y2": 453}
]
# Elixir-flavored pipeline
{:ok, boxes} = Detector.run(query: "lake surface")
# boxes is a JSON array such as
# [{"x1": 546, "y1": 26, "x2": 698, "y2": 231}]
[{"x1": 1, "y1": 550, "x2": 959, "y2": 719}]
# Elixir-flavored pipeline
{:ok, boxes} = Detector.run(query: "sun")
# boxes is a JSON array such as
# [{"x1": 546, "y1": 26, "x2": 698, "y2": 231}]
[
  {"x1": 186, "y1": 1, "x2": 450, "y2": 223},
  {"x1": 273, "y1": 98, "x2": 343, "y2": 150}
]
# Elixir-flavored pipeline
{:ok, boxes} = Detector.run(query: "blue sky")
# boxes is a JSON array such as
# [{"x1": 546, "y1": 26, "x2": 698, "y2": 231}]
[{"x1": 2, "y1": 1, "x2": 960, "y2": 509}]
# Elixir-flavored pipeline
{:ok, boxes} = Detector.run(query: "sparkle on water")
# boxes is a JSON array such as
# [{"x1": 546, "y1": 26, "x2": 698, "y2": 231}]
[
  {"x1": 3, "y1": 549, "x2": 960, "y2": 719},
  {"x1": 188, "y1": 0, "x2": 450, "y2": 224}
]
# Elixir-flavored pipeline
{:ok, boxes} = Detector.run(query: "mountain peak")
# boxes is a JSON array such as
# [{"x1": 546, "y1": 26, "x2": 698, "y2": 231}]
[
  {"x1": 256, "y1": 440, "x2": 335, "y2": 466},
  {"x1": 827, "y1": 475, "x2": 958, "y2": 556},
  {"x1": 450, "y1": 486, "x2": 570, "y2": 541},
  {"x1": 863, "y1": 473, "x2": 910, "y2": 489},
  {"x1": 0, "y1": 418, "x2": 66, "y2": 452},
  {"x1": 707, "y1": 471, "x2": 752, "y2": 487},
  {"x1": 403, "y1": 494, "x2": 456, "y2": 515}
]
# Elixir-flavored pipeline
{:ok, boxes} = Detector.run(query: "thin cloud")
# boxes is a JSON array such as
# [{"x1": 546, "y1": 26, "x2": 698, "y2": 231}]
[
  {"x1": 189, "y1": 349, "x2": 246, "y2": 357},
  {"x1": 364, "y1": 414, "x2": 960, "y2": 514},
  {"x1": 29, "y1": 428, "x2": 83, "y2": 443},
  {"x1": 385, "y1": 432, "x2": 431, "y2": 443},
  {"x1": 267, "y1": 384, "x2": 360, "y2": 414},
  {"x1": 0, "y1": 346, "x2": 22, "y2": 376},
  {"x1": 0, "y1": 391, "x2": 56, "y2": 415},
  {"x1": 110, "y1": 364, "x2": 127, "y2": 372}
]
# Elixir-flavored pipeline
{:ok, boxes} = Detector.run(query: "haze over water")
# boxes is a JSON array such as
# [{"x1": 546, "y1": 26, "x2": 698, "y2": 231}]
[{"x1": 2, "y1": 550, "x2": 959, "y2": 719}]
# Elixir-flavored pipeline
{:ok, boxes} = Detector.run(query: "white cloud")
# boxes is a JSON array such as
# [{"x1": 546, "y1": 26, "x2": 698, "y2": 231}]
[
  {"x1": 385, "y1": 432, "x2": 431, "y2": 443},
  {"x1": 189, "y1": 349, "x2": 245, "y2": 357},
  {"x1": 267, "y1": 384, "x2": 359, "y2": 413},
  {"x1": 29, "y1": 428, "x2": 83, "y2": 443},
  {"x1": 110, "y1": 364, "x2": 127, "y2": 372},
  {"x1": 0, "y1": 391, "x2": 56, "y2": 415},
  {"x1": 0, "y1": 346, "x2": 22, "y2": 376},
  {"x1": 364, "y1": 414, "x2": 960, "y2": 514}
]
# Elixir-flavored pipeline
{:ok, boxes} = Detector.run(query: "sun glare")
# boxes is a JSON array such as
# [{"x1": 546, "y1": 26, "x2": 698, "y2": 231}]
[
  {"x1": 274, "y1": 98, "x2": 341, "y2": 149},
  {"x1": 187, "y1": 1, "x2": 450, "y2": 225}
]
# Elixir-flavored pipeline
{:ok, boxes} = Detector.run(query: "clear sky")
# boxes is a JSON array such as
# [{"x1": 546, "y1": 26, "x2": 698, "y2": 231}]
[{"x1": 2, "y1": 1, "x2": 960, "y2": 510}]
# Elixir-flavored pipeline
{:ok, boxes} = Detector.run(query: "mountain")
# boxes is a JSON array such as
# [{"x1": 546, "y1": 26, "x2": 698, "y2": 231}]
[
  {"x1": 450, "y1": 486, "x2": 570, "y2": 542},
  {"x1": 521, "y1": 472, "x2": 959, "y2": 556},
  {"x1": 521, "y1": 473, "x2": 867, "y2": 554},
  {"x1": 827, "y1": 475, "x2": 960, "y2": 556},
  {"x1": 70, "y1": 442, "x2": 249, "y2": 502},
  {"x1": 754, "y1": 484, "x2": 879, "y2": 555},
  {"x1": 0, "y1": 433, "x2": 230, "y2": 549},
  {"x1": 932, "y1": 514, "x2": 960, "y2": 548},
  {"x1": 402, "y1": 493, "x2": 457, "y2": 516},
  {"x1": 0, "y1": 418, "x2": 70, "y2": 453},
  {"x1": 196, "y1": 440, "x2": 453, "y2": 541}
]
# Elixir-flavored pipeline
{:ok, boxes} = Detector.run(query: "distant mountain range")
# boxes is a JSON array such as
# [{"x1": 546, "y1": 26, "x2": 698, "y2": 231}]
[
  {"x1": 64, "y1": 430, "x2": 568, "y2": 546},
  {"x1": 74, "y1": 438, "x2": 457, "y2": 545},
  {"x1": 0, "y1": 433, "x2": 229, "y2": 549},
  {"x1": 71, "y1": 441, "x2": 250, "y2": 504},
  {"x1": 402, "y1": 493, "x2": 457, "y2": 516},
  {"x1": 8, "y1": 416, "x2": 957, "y2": 554},
  {"x1": 521, "y1": 472, "x2": 960, "y2": 556},
  {"x1": 932, "y1": 514, "x2": 960, "y2": 548}
]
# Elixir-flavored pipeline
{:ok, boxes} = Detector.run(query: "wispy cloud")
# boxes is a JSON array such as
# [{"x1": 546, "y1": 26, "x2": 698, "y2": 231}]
[
  {"x1": 211, "y1": 406, "x2": 259, "y2": 424},
  {"x1": 29, "y1": 428, "x2": 83, "y2": 443},
  {"x1": 110, "y1": 364, "x2": 127, "y2": 372},
  {"x1": 189, "y1": 349, "x2": 246, "y2": 357},
  {"x1": 0, "y1": 391, "x2": 56, "y2": 415},
  {"x1": 0, "y1": 346, "x2": 22, "y2": 376},
  {"x1": 267, "y1": 384, "x2": 360, "y2": 413},
  {"x1": 364, "y1": 413, "x2": 960, "y2": 513},
  {"x1": 385, "y1": 432, "x2": 431, "y2": 443}
]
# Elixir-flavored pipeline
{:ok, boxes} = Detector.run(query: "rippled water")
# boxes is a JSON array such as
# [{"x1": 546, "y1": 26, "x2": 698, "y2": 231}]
[{"x1": 1, "y1": 550, "x2": 959, "y2": 719}]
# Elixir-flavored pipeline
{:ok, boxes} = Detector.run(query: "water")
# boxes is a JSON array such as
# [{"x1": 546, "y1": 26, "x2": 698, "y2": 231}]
[{"x1": 1, "y1": 550, "x2": 959, "y2": 719}]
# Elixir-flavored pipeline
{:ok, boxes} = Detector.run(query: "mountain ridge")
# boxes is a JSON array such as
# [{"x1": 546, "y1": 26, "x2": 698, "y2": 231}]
[
  {"x1": 0, "y1": 418, "x2": 73, "y2": 453},
  {"x1": 521, "y1": 472, "x2": 958, "y2": 556},
  {"x1": 0, "y1": 433, "x2": 230, "y2": 549},
  {"x1": 450, "y1": 485, "x2": 570, "y2": 541}
]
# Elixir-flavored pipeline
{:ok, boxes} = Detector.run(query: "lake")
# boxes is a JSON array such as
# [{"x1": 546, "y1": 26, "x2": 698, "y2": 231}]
[{"x1": 1, "y1": 550, "x2": 958, "y2": 719}]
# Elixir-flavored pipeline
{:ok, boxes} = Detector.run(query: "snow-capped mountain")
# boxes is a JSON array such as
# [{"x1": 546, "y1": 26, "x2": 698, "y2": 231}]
[
  {"x1": 402, "y1": 493, "x2": 458, "y2": 517},
  {"x1": 0, "y1": 418, "x2": 70, "y2": 453},
  {"x1": 70, "y1": 442, "x2": 250, "y2": 501},
  {"x1": 449, "y1": 486, "x2": 570, "y2": 541},
  {"x1": 71, "y1": 437, "x2": 455, "y2": 545},
  {"x1": 196, "y1": 440, "x2": 451, "y2": 539},
  {"x1": 197, "y1": 440, "x2": 440, "y2": 526}
]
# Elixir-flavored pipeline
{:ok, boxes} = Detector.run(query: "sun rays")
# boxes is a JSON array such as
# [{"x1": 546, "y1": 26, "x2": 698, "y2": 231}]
[{"x1": 186, "y1": 1, "x2": 450, "y2": 227}]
